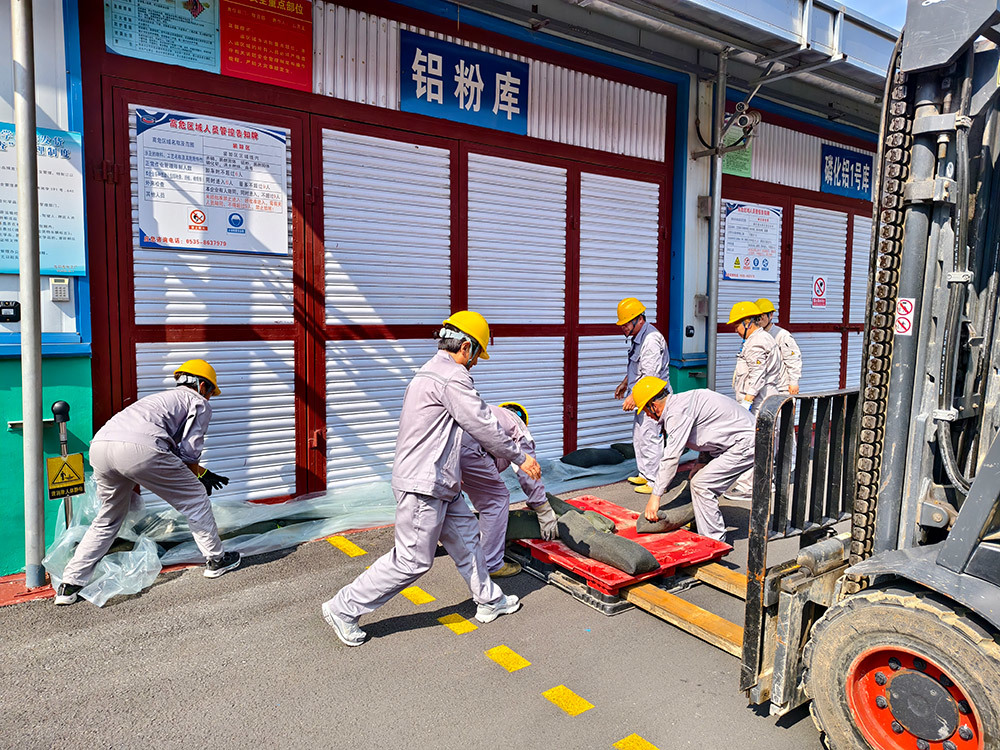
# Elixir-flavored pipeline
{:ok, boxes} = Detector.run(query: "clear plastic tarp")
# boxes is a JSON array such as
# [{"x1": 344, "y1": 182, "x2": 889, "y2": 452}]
[{"x1": 43, "y1": 455, "x2": 637, "y2": 606}]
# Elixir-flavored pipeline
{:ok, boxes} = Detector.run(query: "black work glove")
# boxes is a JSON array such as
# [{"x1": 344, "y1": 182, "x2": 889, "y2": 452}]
[{"x1": 198, "y1": 469, "x2": 229, "y2": 496}]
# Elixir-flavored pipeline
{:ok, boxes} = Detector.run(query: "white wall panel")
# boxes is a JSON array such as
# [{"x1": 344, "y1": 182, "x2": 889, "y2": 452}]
[
  {"x1": 323, "y1": 129, "x2": 451, "y2": 325},
  {"x1": 467, "y1": 154, "x2": 566, "y2": 324},
  {"x1": 136, "y1": 341, "x2": 297, "y2": 504},
  {"x1": 129, "y1": 105, "x2": 295, "y2": 325},
  {"x1": 850, "y1": 214, "x2": 873, "y2": 325},
  {"x1": 792, "y1": 332, "x2": 843, "y2": 392},
  {"x1": 789, "y1": 206, "x2": 847, "y2": 323},
  {"x1": 717, "y1": 198, "x2": 782, "y2": 323},
  {"x1": 0, "y1": 0, "x2": 68, "y2": 131},
  {"x1": 579, "y1": 173, "x2": 660, "y2": 324},
  {"x1": 748, "y1": 121, "x2": 875, "y2": 192},
  {"x1": 471, "y1": 336, "x2": 565, "y2": 460},
  {"x1": 845, "y1": 331, "x2": 864, "y2": 389},
  {"x1": 577, "y1": 335, "x2": 633, "y2": 448}
]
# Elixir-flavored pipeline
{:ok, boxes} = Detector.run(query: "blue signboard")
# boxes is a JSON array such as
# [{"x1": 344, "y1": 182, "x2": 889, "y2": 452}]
[
  {"x1": 820, "y1": 144, "x2": 873, "y2": 201},
  {"x1": 400, "y1": 30, "x2": 530, "y2": 136}
]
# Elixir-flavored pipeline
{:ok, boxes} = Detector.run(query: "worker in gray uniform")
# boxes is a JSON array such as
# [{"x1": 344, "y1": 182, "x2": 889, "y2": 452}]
[
  {"x1": 54, "y1": 359, "x2": 240, "y2": 605},
  {"x1": 631, "y1": 376, "x2": 756, "y2": 543},
  {"x1": 755, "y1": 298, "x2": 802, "y2": 395},
  {"x1": 614, "y1": 297, "x2": 671, "y2": 495},
  {"x1": 728, "y1": 301, "x2": 785, "y2": 415},
  {"x1": 461, "y1": 401, "x2": 558, "y2": 578},
  {"x1": 321, "y1": 311, "x2": 542, "y2": 647}
]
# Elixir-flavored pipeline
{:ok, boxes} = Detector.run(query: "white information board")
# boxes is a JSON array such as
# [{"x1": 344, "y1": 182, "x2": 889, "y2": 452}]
[
  {"x1": 723, "y1": 201, "x2": 781, "y2": 282},
  {"x1": 136, "y1": 109, "x2": 288, "y2": 255}
]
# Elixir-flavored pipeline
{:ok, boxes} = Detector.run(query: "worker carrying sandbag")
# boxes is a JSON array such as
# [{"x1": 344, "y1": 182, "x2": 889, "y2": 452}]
[
  {"x1": 461, "y1": 401, "x2": 558, "y2": 578},
  {"x1": 54, "y1": 359, "x2": 240, "y2": 605},
  {"x1": 729, "y1": 301, "x2": 786, "y2": 415},
  {"x1": 631, "y1": 376, "x2": 755, "y2": 544},
  {"x1": 613, "y1": 297, "x2": 671, "y2": 495},
  {"x1": 754, "y1": 298, "x2": 802, "y2": 395},
  {"x1": 320, "y1": 311, "x2": 542, "y2": 647}
]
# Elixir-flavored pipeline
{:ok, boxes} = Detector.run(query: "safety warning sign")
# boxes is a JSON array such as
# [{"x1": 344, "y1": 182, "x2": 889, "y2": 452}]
[
  {"x1": 46, "y1": 453, "x2": 85, "y2": 500},
  {"x1": 895, "y1": 297, "x2": 915, "y2": 337},
  {"x1": 811, "y1": 275, "x2": 828, "y2": 308}
]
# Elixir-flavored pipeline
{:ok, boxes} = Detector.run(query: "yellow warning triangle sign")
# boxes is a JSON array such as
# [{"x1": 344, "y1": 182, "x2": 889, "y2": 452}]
[
  {"x1": 52, "y1": 460, "x2": 82, "y2": 485},
  {"x1": 734, "y1": 257, "x2": 741, "y2": 269}
]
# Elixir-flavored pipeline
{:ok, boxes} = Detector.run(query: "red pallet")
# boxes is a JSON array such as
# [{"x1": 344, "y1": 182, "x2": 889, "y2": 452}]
[{"x1": 514, "y1": 495, "x2": 731, "y2": 597}]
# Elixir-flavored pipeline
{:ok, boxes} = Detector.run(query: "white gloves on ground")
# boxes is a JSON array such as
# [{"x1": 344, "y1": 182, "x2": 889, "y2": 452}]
[{"x1": 534, "y1": 501, "x2": 559, "y2": 541}]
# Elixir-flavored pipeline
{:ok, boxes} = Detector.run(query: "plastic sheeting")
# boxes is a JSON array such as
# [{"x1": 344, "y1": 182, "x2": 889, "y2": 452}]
[{"x1": 42, "y1": 455, "x2": 637, "y2": 606}]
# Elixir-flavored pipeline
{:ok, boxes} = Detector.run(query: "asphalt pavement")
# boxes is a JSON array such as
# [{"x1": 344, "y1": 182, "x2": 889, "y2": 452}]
[{"x1": 0, "y1": 480, "x2": 822, "y2": 750}]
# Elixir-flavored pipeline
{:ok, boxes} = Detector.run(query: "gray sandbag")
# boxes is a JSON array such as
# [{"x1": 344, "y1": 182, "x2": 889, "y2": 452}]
[
  {"x1": 557, "y1": 509, "x2": 659, "y2": 575},
  {"x1": 506, "y1": 505, "x2": 614, "y2": 540},
  {"x1": 610, "y1": 442, "x2": 636, "y2": 460},
  {"x1": 635, "y1": 479, "x2": 695, "y2": 534},
  {"x1": 560, "y1": 447, "x2": 626, "y2": 468}
]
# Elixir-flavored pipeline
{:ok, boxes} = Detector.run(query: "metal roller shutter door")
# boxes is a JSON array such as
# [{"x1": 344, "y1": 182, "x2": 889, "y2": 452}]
[
  {"x1": 136, "y1": 341, "x2": 297, "y2": 506},
  {"x1": 467, "y1": 153, "x2": 566, "y2": 324},
  {"x1": 578, "y1": 173, "x2": 659, "y2": 324},
  {"x1": 714, "y1": 332, "x2": 745, "y2": 400},
  {"x1": 793, "y1": 332, "x2": 843, "y2": 392},
  {"x1": 789, "y1": 206, "x2": 847, "y2": 324},
  {"x1": 323, "y1": 129, "x2": 451, "y2": 325},
  {"x1": 577, "y1": 335, "x2": 633, "y2": 448},
  {"x1": 845, "y1": 331, "x2": 864, "y2": 388},
  {"x1": 850, "y1": 214, "x2": 872, "y2": 325}
]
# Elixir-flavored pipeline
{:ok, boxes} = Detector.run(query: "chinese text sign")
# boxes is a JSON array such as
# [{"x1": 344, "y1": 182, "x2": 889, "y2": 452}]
[
  {"x1": 105, "y1": 0, "x2": 220, "y2": 74},
  {"x1": 221, "y1": 0, "x2": 313, "y2": 92},
  {"x1": 136, "y1": 109, "x2": 289, "y2": 255},
  {"x1": 0, "y1": 126, "x2": 85, "y2": 276},
  {"x1": 820, "y1": 144, "x2": 873, "y2": 201},
  {"x1": 723, "y1": 201, "x2": 781, "y2": 282},
  {"x1": 400, "y1": 30, "x2": 530, "y2": 136}
]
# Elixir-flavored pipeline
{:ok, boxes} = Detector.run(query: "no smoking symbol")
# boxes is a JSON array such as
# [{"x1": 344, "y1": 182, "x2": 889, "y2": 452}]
[
  {"x1": 898, "y1": 299, "x2": 913, "y2": 315},
  {"x1": 190, "y1": 209, "x2": 206, "y2": 225},
  {"x1": 814, "y1": 278, "x2": 826, "y2": 296}
]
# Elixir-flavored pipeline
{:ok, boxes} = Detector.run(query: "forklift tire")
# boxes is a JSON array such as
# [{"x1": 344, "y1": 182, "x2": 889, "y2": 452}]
[{"x1": 802, "y1": 585, "x2": 1000, "y2": 750}]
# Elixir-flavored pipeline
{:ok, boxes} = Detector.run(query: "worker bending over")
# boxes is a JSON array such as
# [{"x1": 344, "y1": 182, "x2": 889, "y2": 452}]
[
  {"x1": 321, "y1": 311, "x2": 542, "y2": 647},
  {"x1": 461, "y1": 401, "x2": 558, "y2": 578},
  {"x1": 614, "y1": 297, "x2": 671, "y2": 495},
  {"x1": 729, "y1": 301, "x2": 785, "y2": 415},
  {"x1": 755, "y1": 298, "x2": 802, "y2": 395},
  {"x1": 631, "y1": 376, "x2": 756, "y2": 543},
  {"x1": 55, "y1": 359, "x2": 239, "y2": 605}
]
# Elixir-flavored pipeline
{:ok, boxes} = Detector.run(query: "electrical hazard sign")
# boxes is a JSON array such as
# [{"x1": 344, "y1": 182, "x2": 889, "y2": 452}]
[{"x1": 46, "y1": 453, "x2": 85, "y2": 499}]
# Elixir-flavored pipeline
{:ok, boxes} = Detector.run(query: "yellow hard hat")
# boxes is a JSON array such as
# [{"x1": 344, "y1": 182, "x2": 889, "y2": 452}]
[
  {"x1": 174, "y1": 359, "x2": 221, "y2": 396},
  {"x1": 632, "y1": 376, "x2": 669, "y2": 413},
  {"x1": 499, "y1": 401, "x2": 528, "y2": 425},
  {"x1": 755, "y1": 298, "x2": 776, "y2": 314},
  {"x1": 443, "y1": 310, "x2": 491, "y2": 360},
  {"x1": 616, "y1": 297, "x2": 646, "y2": 326},
  {"x1": 728, "y1": 301, "x2": 763, "y2": 325}
]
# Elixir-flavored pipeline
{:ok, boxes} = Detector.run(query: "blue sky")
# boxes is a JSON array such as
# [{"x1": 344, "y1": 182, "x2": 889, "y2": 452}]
[{"x1": 849, "y1": 0, "x2": 906, "y2": 30}]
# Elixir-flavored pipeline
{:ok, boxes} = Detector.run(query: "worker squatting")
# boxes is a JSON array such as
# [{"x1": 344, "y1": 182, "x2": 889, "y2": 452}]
[{"x1": 53, "y1": 302, "x2": 802, "y2": 648}]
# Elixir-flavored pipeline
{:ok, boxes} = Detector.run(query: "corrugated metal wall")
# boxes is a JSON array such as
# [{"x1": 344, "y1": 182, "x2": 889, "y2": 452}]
[
  {"x1": 788, "y1": 206, "x2": 847, "y2": 324},
  {"x1": 750, "y1": 121, "x2": 873, "y2": 192},
  {"x1": 136, "y1": 340, "x2": 297, "y2": 504},
  {"x1": 845, "y1": 331, "x2": 864, "y2": 388},
  {"x1": 577, "y1": 335, "x2": 633, "y2": 448},
  {"x1": 312, "y1": 2, "x2": 668, "y2": 161},
  {"x1": 129, "y1": 104, "x2": 296, "y2": 325},
  {"x1": 323, "y1": 128, "x2": 451, "y2": 325},
  {"x1": 793, "y1": 332, "x2": 843, "y2": 391},
  {"x1": 850, "y1": 214, "x2": 872, "y2": 325},
  {"x1": 578, "y1": 173, "x2": 660, "y2": 324},
  {"x1": 467, "y1": 153, "x2": 566, "y2": 324},
  {"x1": 714, "y1": 331, "x2": 744, "y2": 400}
]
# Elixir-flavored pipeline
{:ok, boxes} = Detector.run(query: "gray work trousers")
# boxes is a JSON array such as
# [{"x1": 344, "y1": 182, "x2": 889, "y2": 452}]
[
  {"x1": 634, "y1": 410, "x2": 664, "y2": 481},
  {"x1": 461, "y1": 445, "x2": 510, "y2": 573},
  {"x1": 689, "y1": 437, "x2": 755, "y2": 542},
  {"x1": 61, "y1": 441, "x2": 224, "y2": 586},
  {"x1": 326, "y1": 489, "x2": 504, "y2": 622}
]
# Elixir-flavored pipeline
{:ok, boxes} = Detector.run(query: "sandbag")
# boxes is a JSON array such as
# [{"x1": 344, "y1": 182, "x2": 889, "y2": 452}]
[
  {"x1": 557, "y1": 510, "x2": 659, "y2": 575},
  {"x1": 560, "y1": 447, "x2": 626, "y2": 468},
  {"x1": 635, "y1": 479, "x2": 695, "y2": 534},
  {"x1": 610, "y1": 442, "x2": 636, "y2": 460},
  {"x1": 506, "y1": 503, "x2": 615, "y2": 540}
]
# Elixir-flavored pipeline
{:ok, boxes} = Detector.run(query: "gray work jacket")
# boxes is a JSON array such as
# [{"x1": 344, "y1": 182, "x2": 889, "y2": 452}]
[
  {"x1": 392, "y1": 350, "x2": 527, "y2": 500},
  {"x1": 770, "y1": 325, "x2": 803, "y2": 391},
  {"x1": 732, "y1": 328, "x2": 785, "y2": 412},
  {"x1": 461, "y1": 404, "x2": 546, "y2": 508},
  {"x1": 626, "y1": 321, "x2": 671, "y2": 393}
]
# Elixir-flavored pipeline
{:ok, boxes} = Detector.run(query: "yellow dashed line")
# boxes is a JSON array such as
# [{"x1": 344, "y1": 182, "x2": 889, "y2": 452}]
[
  {"x1": 438, "y1": 613, "x2": 478, "y2": 634},
  {"x1": 614, "y1": 734, "x2": 660, "y2": 750},
  {"x1": 542, "y1": 685, "x2": 594, "y2": 716},
  {"x1": 327, "y1": 535, "x2": 367, "y2": 557},
  {"x1": 402, "y1": 586, "x2": 436, "y2": 605},
  {"x1": 485, "y1": 645, "x2": 531, "y2": 673}
]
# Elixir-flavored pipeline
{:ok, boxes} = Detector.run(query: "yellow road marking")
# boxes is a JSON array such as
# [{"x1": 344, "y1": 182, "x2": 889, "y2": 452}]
[
  {"x1": 326, "y1": 535, "x2": 367, "y2": 557},
  {"x1": 402, "y1": 586, "x2": 436, "y2": 605},
  {"x1": 614, "y1": 734, "x2": 660, "y2": 750},
  {"x1": 438, "y1": 613, "x2": 478, "y2": 634},
  {"x1": 542, "y1": 685, "x2": 594, "y2": 716},
  {"x1": 485, "y1": 645, "x2": 531, "y2": 673}
]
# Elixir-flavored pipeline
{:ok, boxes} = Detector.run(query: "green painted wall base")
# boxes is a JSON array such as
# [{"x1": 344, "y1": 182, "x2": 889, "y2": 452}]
[
  {"x1": 1, "y1": 357, "x2": 93, "y2": 577},
  {"x1": 669, "y1": 365, "x2": 708, "y2": 394}
]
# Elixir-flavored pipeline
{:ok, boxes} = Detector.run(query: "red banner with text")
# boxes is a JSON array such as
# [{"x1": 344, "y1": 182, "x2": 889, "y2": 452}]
[{"x1": 221, "y1": 0, "x2": 312, "y2": 92}]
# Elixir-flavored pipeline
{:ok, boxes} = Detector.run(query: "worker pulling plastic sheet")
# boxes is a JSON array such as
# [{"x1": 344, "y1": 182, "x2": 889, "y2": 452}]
[
  {"x1": 613, "y1": 297, "x2": 671, "y2": 495},
  {"x1": 631, "y1": 377, "x2": 756, "y2": 543},
  {"x1": 54, "y1": 359, "x2": 241, "y2": 605},
  {"x1": 728, "y1": 301, "x2": 785, "y2": 415},
  {"x1": 320, "y1": 311, "x2": 542, "y2": 647},
  {"x1": 461, "y1": 401, "x2": 558, "y2": 578}
]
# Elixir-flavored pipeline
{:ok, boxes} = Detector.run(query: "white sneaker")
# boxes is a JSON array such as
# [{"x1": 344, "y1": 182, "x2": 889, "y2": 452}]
[
  {"x1": 322, "y1": 602, "x2": 366, "y2": 646},
  {"x1": 475, "y1": 594, "x2": 521, "y2": 623}
]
